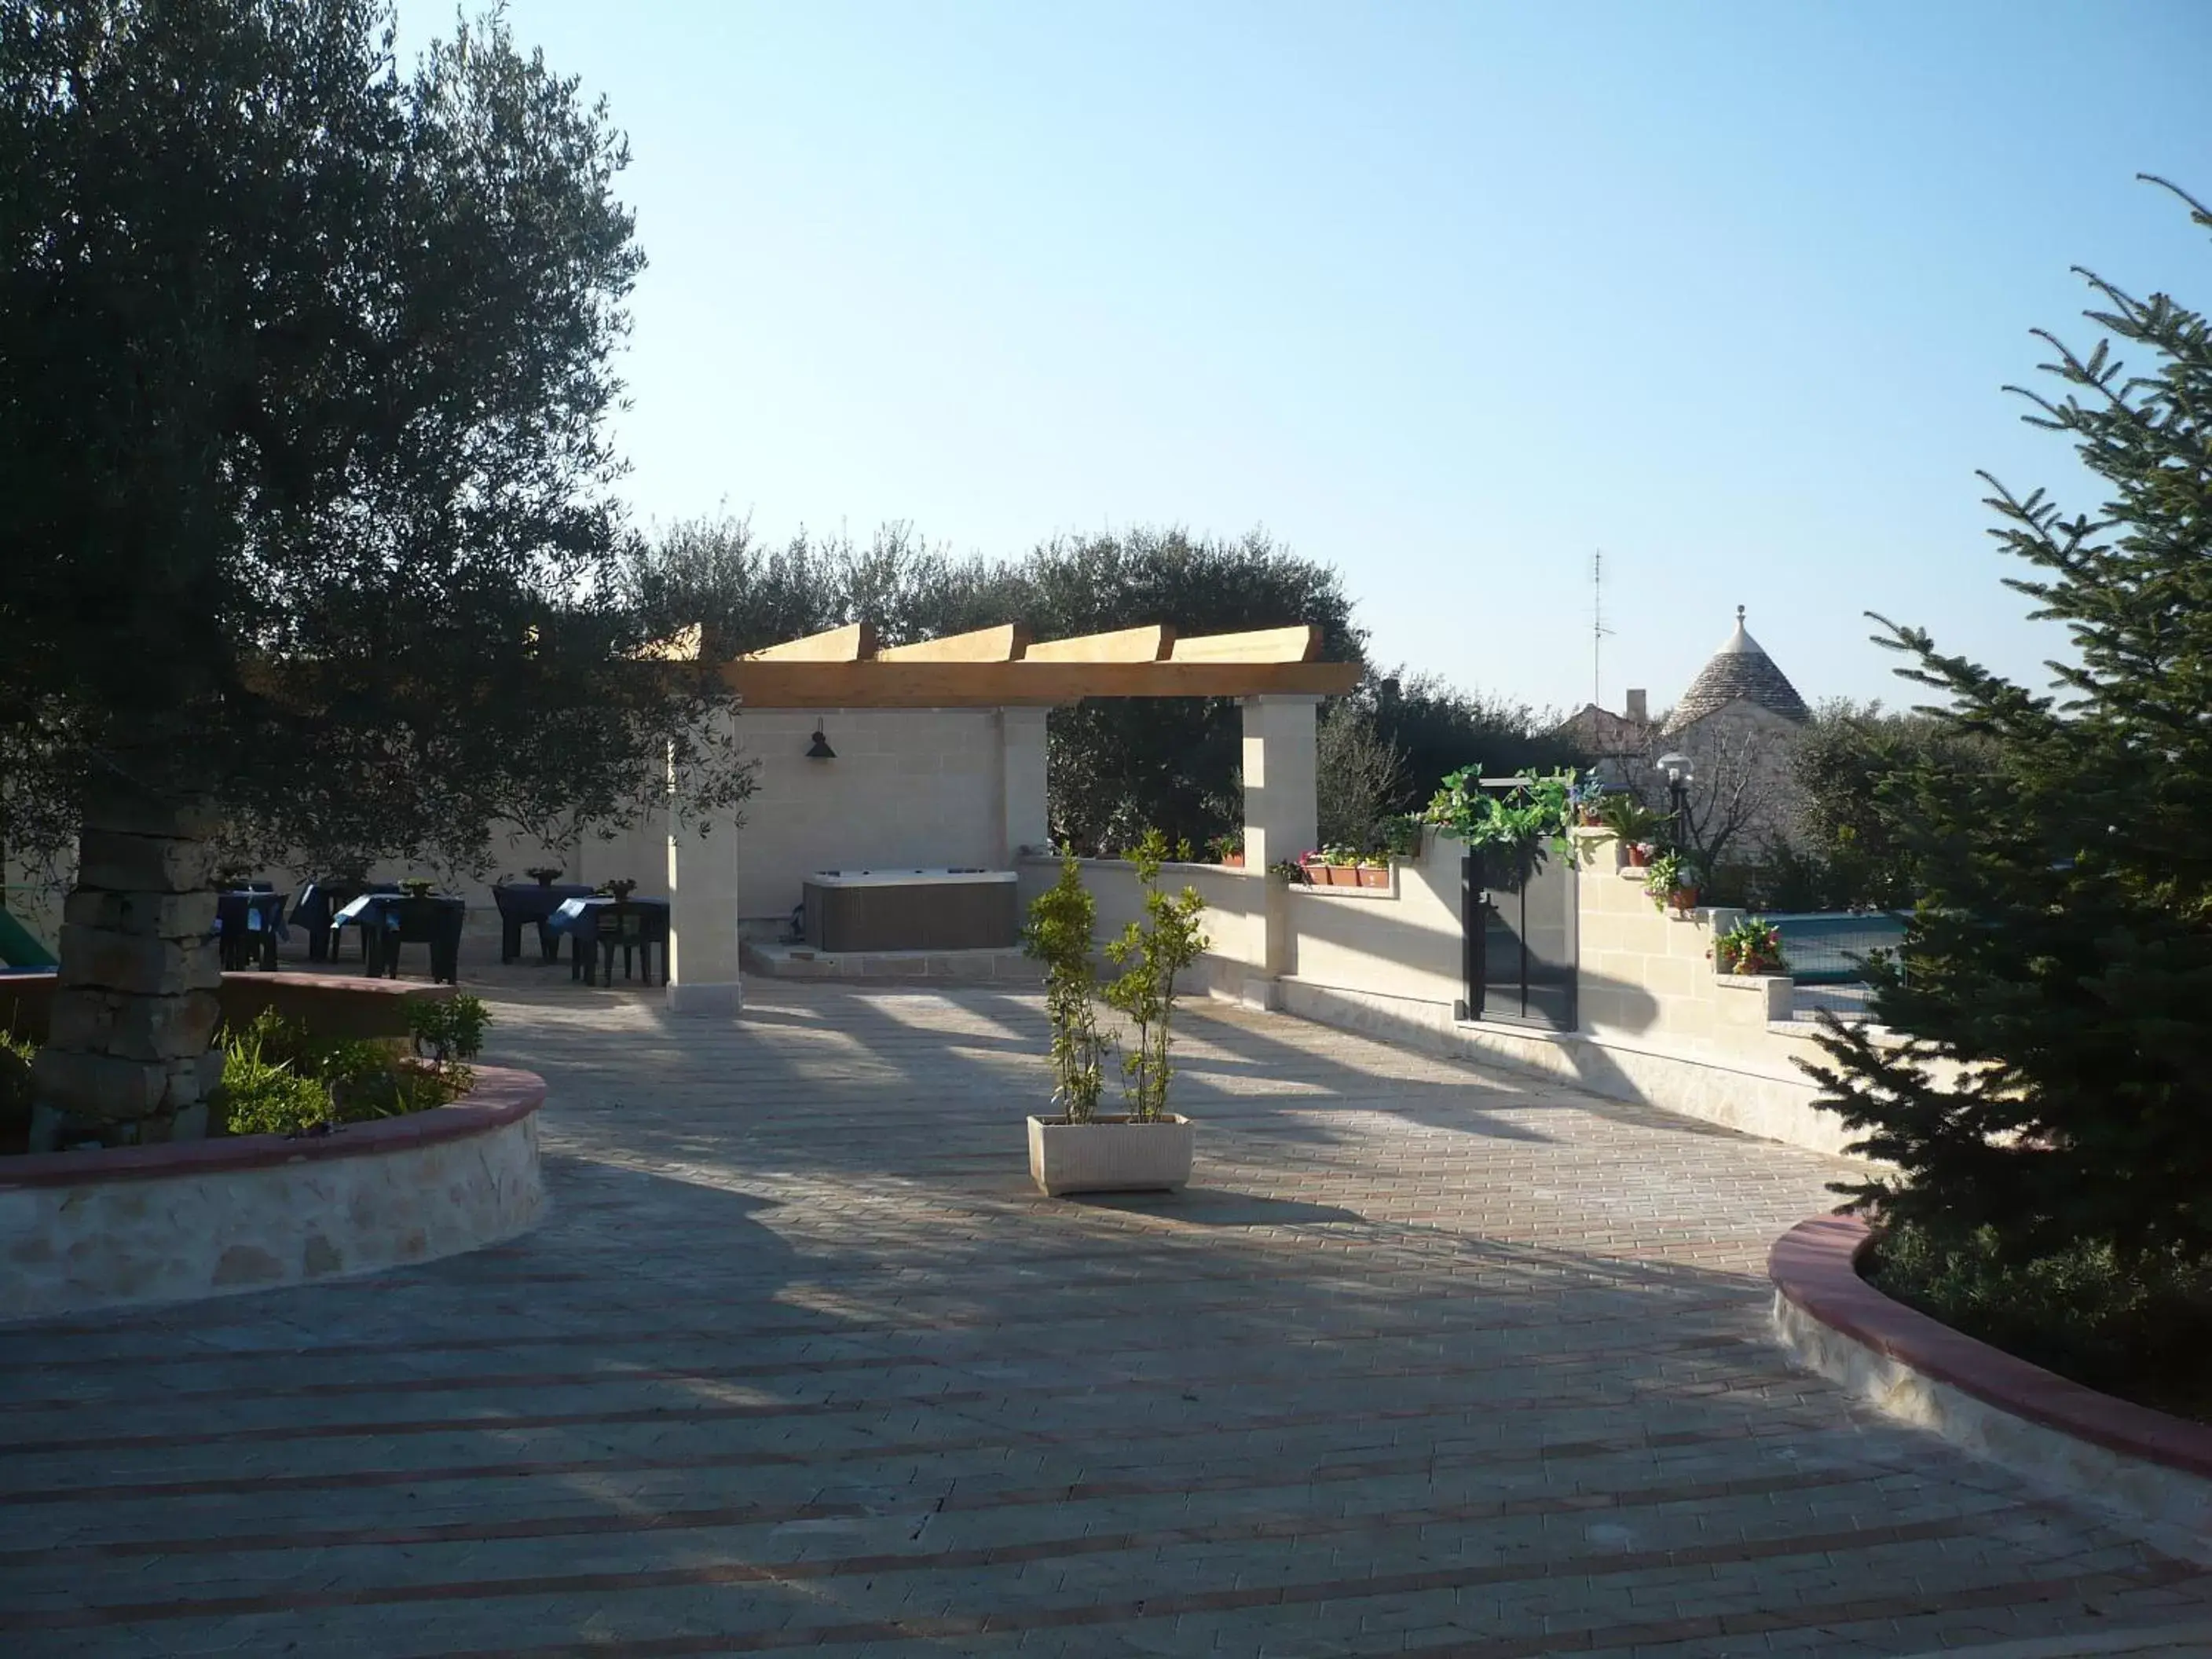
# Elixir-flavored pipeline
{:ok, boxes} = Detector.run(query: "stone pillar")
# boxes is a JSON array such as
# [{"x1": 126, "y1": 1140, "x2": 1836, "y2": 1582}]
[
  {"x1": 31, "y1": 788, "x2": 224, "y2": 1150},
  {"x1": 1241, "y1": 694, "x2": 1320, "y2": 986},
  {"x1": 665, "y1": 716, "x2": 744, "y2": 1017},
  {"x1": 997, "y1": 707, "x2": 1050, "y2": 863}
]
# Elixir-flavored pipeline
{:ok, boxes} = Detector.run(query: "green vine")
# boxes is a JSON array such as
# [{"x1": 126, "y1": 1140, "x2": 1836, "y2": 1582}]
[{"x1": 1421, "y1": 767, "x2": 1588, "y2": 864}]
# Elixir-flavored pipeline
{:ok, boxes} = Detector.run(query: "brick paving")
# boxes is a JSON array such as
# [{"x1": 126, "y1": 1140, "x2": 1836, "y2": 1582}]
[{"x1": 4, "y1": 975, "x2": 2209, "y2": 1657}]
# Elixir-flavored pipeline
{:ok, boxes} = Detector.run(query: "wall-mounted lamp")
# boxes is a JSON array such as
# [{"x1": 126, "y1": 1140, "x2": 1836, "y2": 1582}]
[{"x1": 806, "y1": 726, "x2": 837, "y2": 760}]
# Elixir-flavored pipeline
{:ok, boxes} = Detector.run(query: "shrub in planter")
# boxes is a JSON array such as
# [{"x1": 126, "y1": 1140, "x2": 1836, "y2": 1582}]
[
  {"x1": 1021, "y1": 854, "x2": 1108, "y2": 1124},
  {"x1": 1596, "y1": 793, "x2": 1669, "y2": 864},
  {"x1": 1104, "y1": 830, "x2": 1208, "y2": 1122},
  {"x1": 1643, "y1": 849, "x2": 1704, "y2": 912},
  {"x1": 1713, "y1": 916, "x2": 1789, "y2": 976},
  {"x1": 1203, "y1": 830, "x2": 1244, "y2": 868},
  {"x1": 1025, "y1": 830, "x2": 1206, "y2": 1195}
]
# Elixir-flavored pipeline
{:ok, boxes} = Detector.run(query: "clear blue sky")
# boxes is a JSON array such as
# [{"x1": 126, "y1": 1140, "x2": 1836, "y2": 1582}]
[{"x1": 398, "y1": 1, "x2": 2211, "y2": 716}]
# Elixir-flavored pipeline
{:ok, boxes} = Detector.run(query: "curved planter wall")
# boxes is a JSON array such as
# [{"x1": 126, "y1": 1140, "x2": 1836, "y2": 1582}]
[
  {"x1": 0, "y1": 1065, "x2": 545, "y2": 1321},
  {"x1": 1771, "y1": 1215, "x2": 2212, "y2": 1534}
]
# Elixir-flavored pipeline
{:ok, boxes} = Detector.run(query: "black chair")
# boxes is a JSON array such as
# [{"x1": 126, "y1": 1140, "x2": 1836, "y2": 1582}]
[{"x1": 594, "y1": 899, "x2": 669, "y2": 987}]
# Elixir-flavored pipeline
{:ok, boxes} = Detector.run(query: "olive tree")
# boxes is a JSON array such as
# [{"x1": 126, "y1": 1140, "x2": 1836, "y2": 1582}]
[{"x1": 0, "y1": 2, "x2": 749, "y2": 1144}]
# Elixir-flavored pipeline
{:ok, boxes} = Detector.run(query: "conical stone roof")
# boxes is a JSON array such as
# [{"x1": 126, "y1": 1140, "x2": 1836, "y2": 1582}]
[{"x1": 1662, "y1": 606, "x2": 1809, "y2": 733}]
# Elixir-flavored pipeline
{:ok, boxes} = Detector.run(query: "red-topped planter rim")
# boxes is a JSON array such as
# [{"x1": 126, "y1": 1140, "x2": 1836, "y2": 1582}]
[
  {"x1": 1770, "y1": 1214, "x2": 2212, "y2": 1482},
  {"x1": 0, "y1": 1064, "x2": 544, "y2": 1188}
]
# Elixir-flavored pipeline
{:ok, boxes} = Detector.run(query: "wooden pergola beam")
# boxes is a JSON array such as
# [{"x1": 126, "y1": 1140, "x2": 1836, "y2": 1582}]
[
  {"x1": 1023, "y1": 624, "x2": 1172, "y2": 663},
  {"x1": 876, "y1": 623, "x2": 1032, "y2": 662},
  {"x1": 720, "y1": 657, "x2": 1358, "y2": 708},
  {"x1": 1169, "y1": 624, "x2": 1320, "y2": 664},
  {"x1": 741, "y1": 621, "x2": 877, "y2": 661}
]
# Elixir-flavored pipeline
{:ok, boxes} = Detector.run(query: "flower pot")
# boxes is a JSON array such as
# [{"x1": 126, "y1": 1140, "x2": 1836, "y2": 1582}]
[
  {"x1": 1357, "y1": 866, "x2": 1389, "y2": 888},
  {"x1": 1218, "y1": 852, "x2": 1243, "y2": 869},
  {"x1": 1670, "y1": 887, "x2": 1700, "y2": 913},
  {"x1": 1027, "y1": 1114, "x2": 1195, "y2": 1196},
  {"x1": 1625, "y1": 843, "x2": 1650, "y2": 869}
]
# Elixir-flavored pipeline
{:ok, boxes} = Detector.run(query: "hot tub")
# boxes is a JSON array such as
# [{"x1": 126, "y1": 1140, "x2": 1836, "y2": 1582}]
[{"x1": 802, "y1": 868, "x2": 1020, "y2": 954}]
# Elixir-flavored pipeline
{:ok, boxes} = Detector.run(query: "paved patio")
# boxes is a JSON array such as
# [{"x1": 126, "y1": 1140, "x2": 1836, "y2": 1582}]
[{"x1": 3, "y1": 978, "x2": 2208, "y2": 1657}]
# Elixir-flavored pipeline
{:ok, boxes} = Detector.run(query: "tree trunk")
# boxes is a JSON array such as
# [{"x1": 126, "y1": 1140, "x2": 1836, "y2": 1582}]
[{"x1": 29, "y1": 783, "x2": 223, "y2": 1150}]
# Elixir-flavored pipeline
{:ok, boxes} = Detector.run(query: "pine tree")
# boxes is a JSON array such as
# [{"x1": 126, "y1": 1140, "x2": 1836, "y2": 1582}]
[{"x1": 1807, "y1": 178, "x2": 2212, "y2": 1266}]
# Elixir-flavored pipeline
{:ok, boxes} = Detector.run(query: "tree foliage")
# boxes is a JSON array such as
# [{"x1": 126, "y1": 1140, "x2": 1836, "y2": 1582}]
[
  {"x1": 1365, "y1": 672, "x2": 1588, "y2": 814},
  {"x1": 1806, "y1": 178, "x2": 2212, "y2": 1266},
  {"x1": 0, "y1": 1, "x2": 749, "y2": 882},
  {"x1": 1763, "y1": 700, "x2": 1992, "y2": 910}
]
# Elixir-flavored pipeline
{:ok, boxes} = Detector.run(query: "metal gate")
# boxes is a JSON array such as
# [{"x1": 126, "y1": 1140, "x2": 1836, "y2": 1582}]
[{"x1": 1458, "y1": 840, "x2": 1577, "y2": 1031}]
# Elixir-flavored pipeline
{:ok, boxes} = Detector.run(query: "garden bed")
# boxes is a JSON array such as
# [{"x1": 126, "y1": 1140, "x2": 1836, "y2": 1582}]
[
  {"x1": 0, "y1": 1064, "x2": 545, "y2": 1320},
  {"x1": 1770, "y1": 1215, "x2": 2212, "y2": 1533}
]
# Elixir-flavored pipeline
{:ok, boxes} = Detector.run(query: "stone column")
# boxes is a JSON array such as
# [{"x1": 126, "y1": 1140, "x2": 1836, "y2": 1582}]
[
  {"x1": 665, "y1": 716, "x2": 744, "y2": 1017},
  {"x1": 31, "y1": 788, "x2": 224, "y2": 1150},
  {"x1": 997, "y1": 707, "x2": 1050, "y2": 863},
  {"x1": 1241, "y1": 694, "x2": 1320, "y2": 987}
]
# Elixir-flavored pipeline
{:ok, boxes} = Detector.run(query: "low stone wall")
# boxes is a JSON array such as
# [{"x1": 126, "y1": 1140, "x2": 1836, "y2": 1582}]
[
  {"x1": 1276, "y1": 980, "x2": 1861, "y2": 1157},
  {"x1": 1771, "y1": 1216, "x2": 2212, "y2": 1537},
  {"x1": 0, "y1": 969, "x2": 454, "y2": 1047},
  {"x1": 0, "y1": 1064, "x2": 545, "y2": 1320}
]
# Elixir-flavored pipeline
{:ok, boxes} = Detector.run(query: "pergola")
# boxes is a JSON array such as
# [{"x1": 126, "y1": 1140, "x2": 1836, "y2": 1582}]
[{"x1": 658, "y1": 621, "x2": 1361, "y2": 1015}]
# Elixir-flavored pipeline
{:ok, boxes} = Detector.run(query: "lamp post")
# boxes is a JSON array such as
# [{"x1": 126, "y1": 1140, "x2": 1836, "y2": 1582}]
[{"x1": 1657, "y1": 751, "x2": 1692, "y2": 849}]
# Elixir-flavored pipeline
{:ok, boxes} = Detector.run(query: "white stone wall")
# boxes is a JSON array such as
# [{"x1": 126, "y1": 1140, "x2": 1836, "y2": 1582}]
[
  {"x1": 1017, "y1": 855, "x2": 1268, "y2": 998},
  {"x1": 731, "y1": 708, "x2": 1012, "y2": 925},
  {"x1": 1045, "y1": 824, "x2": 1903, "y2": 1157}
]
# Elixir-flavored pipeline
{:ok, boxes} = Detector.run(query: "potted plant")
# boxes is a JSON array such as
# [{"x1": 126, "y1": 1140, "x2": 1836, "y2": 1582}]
[
  {"x1": 1643, "y1": 850, "x2": 1704, "y2": 913},
  {"x1": 1712, "y1": 916, "x2": 1789, "y2": 976},
  {"x1": 399, "y1": 877, "x2": 435, "y2": 899},
  {"x1": 1356, "y1": 854, "x2": 1390, "y2": 888},
  {"x1": 525, "y1": 866, "x2": 564, "y2": 886},
  {"x1": 602, "y1": 878, "x2": 638, "y2": 902},
  {"x1": 1205, "y1": 830, "x2": 1244, "y2": 869},
  {"x1": 1596, "y1": 794, "x2": 1669, "y2": 867},
  {"x1": 1270, "y1": 858, "x2": 1310, "y2": 885},
  {"x1": 1024, "y1": 830, "x2": 1205, "y2": 1196}
]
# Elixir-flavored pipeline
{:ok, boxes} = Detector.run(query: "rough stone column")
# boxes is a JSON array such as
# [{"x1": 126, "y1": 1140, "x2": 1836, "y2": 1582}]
[
  {"x1": 996, "y1": 707, "x2": 1050, "y2": 863},
  {"x1": 665, "y1": 715, "x2": 744, "y2": 1017},
  {"x1": 31, "y1": 789, "x2": 224, "y2": 1149},
  {"x1": 1241, "y1": 694, "x2": 1320, "y2": 983}
]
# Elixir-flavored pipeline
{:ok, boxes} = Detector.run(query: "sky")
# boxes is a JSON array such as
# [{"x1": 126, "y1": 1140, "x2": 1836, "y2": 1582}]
[{"x1": 397, "y1": 0, "x2": 2212, "y2": 717}]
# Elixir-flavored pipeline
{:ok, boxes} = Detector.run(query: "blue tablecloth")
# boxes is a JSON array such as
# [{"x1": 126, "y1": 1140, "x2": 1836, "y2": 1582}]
[
  {"x1": 546, "y1": 895, "x2": 671, "y2": 934},
  {"x1": 218, "y1": 888, "x2": 289, "y2": 939}
]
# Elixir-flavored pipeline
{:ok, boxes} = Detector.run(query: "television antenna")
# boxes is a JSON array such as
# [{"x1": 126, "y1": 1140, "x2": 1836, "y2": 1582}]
[{"x1": 1591, "y1": 550, "x2": 1613, "y2": 708}]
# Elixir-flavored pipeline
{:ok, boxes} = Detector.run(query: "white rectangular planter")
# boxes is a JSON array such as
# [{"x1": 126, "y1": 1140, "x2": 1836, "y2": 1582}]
[{"x1": 1027, "y1": 1114, "x2": 1194, "y2": 1196}]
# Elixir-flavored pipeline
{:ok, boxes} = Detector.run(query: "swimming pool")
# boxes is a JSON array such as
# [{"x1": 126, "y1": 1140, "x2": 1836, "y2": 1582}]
[{"x1": 1761, "y1": 910, "x2": 1908, "y2": 985}]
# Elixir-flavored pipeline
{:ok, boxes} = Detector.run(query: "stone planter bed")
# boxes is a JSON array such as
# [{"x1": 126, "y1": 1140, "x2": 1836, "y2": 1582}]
[
  {"x1": 1770, "y1": 1214, "x2": 2212, "y2": 1533},
  {"x1": 0, "y1": 1064, "x2": 545, "y2": 1320}
]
